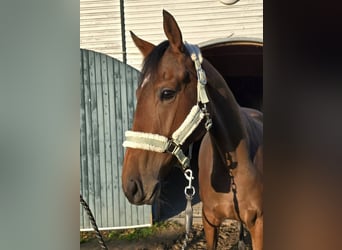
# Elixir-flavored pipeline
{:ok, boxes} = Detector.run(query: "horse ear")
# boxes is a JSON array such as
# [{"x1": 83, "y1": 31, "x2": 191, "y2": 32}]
[
  {"x1": 163, "y1": 10, "x2": 183, "y2": 53},
  {"x1": 130, "y1": 31, "x2": 155, "y2": 58}
]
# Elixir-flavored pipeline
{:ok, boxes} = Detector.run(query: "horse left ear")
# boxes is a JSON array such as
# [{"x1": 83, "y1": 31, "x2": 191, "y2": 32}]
[
  {"x1": 163, "y1": 10, "x2": 183, "y2": 53},
  {"x1": 130, "y1": 31, "x2": 155, "y2": 58}
]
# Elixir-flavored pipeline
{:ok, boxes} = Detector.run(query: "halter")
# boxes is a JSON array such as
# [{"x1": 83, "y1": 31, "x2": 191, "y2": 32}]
[{"x1": 122, "y1": 43, "x2": 212, "y2": 171}]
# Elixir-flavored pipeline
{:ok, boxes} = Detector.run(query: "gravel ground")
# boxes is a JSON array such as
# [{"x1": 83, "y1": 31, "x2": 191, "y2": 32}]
[{"x1": 80, "y1": 220, "x2": 252, "y2": 250}]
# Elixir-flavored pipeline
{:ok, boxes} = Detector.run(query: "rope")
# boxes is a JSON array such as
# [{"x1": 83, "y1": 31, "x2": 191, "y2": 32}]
[
  {"x1": 180, "y1": 146, "x2": 195, "y2": 250},
  {"x1": 80, "y1": 194, "x2": 108, "y2": 250},
  {"x1": 229, "y1": 169, "x2": 247, "y2": 249},
  {"x1": 225, "y1": 152, "x2": 247, "y2": 249},
  {"x1": 181, "y1": 233, "x2": 191, "y2": 250}
]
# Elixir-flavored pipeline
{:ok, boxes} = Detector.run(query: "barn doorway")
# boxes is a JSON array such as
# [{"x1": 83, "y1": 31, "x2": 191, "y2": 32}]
[{"x1": 200, "y1": 38, "x2": 263, "y2": 111}]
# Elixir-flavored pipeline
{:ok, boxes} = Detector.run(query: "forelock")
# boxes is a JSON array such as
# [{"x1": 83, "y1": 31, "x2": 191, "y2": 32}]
[{"x1": 139, "y1": 40, "x2": 170, "y2": 87}]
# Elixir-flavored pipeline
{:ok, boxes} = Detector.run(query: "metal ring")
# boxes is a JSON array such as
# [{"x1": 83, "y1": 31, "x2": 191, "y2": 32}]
[{"x1": 184, "y1": 186, "x2": 195, "y2": 197}]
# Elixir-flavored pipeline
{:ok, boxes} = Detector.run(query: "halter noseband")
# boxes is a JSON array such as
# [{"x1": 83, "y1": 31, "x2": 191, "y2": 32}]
[{"x1": 122, "y1": 43, "x2": 212, "y2": 171}]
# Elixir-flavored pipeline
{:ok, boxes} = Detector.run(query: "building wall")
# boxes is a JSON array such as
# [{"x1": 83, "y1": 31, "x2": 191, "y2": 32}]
[
  {"x1": 80, "y1": 0, "x2": 263, "y2": 70},
  {"x1": 80, "y1": 0, "x2": 123, "y2": 61},
  {"x1": 125, "y1": 0, "x2": 263, "y2": 69}
]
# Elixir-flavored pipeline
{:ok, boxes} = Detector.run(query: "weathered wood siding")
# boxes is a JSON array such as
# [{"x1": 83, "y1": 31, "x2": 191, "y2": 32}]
[{"x1": 80, "y1": 49, "x2": 151, "y2": 230}]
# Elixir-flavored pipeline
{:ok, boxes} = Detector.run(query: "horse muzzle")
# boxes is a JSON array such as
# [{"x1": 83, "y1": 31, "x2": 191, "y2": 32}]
[{"x1": 122, "y1": 178, "x2": 160, "y2": 205}]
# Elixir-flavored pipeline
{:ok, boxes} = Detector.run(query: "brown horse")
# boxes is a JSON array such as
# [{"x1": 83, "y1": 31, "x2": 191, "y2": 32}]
[{"x1": 121, "y1": 10, "x2": 263, "y2": 250}]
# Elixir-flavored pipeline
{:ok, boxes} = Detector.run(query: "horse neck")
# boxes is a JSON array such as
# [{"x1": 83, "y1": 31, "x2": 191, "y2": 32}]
[
  {"x1": 203, "y1": 59, "x2": 246, "y2": 153},
  {"x1": 202, "y1": 59, "x2": 250, "y2": 191}
]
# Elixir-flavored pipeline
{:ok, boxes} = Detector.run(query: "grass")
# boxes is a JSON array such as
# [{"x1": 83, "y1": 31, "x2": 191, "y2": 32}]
[{"x1": 80, "y1": 220, "x2": 181, "y2": 243}]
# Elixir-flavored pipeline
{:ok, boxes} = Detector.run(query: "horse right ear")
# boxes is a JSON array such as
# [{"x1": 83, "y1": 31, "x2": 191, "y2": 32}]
[
  {"x1": 130, "y1": 31, "x2": 155, "y2": 58},
  {"x1": 163, "y1": 9, "x2": 183, "y2": 53}
]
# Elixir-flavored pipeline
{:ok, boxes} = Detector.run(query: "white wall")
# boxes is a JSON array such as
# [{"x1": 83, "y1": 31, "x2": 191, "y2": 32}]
[
  {"x1": 80, "y1": 0, "x2": 123, "y2": 61},
  {"x1": 80, "y1": 0, "x2": 263, "y2": 70}
]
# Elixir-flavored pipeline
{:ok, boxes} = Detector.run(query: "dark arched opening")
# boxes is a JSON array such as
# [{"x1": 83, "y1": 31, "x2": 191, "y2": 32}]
[{"x1": 200, "y1": 37, "x2": 263, "y2": 111}]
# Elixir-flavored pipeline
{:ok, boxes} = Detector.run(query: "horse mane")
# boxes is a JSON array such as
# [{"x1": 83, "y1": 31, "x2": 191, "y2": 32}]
[
  {"x1": 139, "y1": 40, "x2": 170, "y2": 86},
  {"x1": 201, "y1": 58, "x2": 263, "y2": 193}
]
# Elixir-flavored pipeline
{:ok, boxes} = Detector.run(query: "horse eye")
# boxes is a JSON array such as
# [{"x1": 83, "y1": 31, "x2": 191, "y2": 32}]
[{"x1": 160, "y1": 89, "x2": 176, "y2": 101}]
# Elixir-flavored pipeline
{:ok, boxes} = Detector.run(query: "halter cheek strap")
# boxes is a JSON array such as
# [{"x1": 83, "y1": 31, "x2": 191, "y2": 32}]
[
  {"x1": 184, "y1": 42, "x2": 209, "y2": 105},
  {"x1": 122, "y1": 43, "x2": 211, "y2": 170}
]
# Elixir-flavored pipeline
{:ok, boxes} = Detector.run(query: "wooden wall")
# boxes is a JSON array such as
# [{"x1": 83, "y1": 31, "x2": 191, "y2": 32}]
[{"x1": 80, "y1": 49, "x2": 151, "y2": 230}]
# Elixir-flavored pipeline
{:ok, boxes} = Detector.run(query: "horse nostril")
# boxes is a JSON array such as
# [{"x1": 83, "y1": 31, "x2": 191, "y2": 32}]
[
  {"x1": 125, "y1": 178, "x2": 144, "y2": 204},
  {"x1": 127, "y1": 179, "x2": 138, "y2": 196}
]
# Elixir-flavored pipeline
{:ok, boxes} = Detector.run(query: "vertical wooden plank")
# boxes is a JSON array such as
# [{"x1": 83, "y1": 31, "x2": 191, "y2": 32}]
[
  {"x1": 80, "y1": 49, "x2": 86, "y2": 229},
  {"x1": 87, "y1": 50, "x2": 97, "y2": 223},
  {"x1": 133, "y1": 70, "x2": 139, "y2": 106},
  {"x1": 119, "y1": 62, "x2": 129, "y2": 132},
  {"x1": 81, "y1": 49, "x2": 91, "y2": 229},
  {"x1": 101, "y1": 54, "x2": 113, "y2": 227},
  {"x1": 114, "y1": 60, "x2": 127, "y2": 226},
  {"x1": 94, "y1": 52, "x2": 105, "y2": 227},
  {"x1": 103, "y1": 56, "x2": 116, "y2": 227},
  {"x1": 125, "y1": 65, "x2": 137, "y2": 129},
  {"x1": 109, "y1": 58, "x2": 121, "y2": 227}
]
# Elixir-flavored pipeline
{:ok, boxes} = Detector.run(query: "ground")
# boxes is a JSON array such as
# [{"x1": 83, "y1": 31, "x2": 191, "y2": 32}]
[{"x1": 80, "y1": 220, "x2": 252, "y2": 250}]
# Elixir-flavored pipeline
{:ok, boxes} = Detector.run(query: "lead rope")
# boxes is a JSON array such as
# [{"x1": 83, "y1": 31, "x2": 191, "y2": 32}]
[
  {"x1": 226, "y1": 153, "x2": 247, "y2": 250},
  {"x1": 80, "y1": 194, "x2": 108, "y2": 250},
  {"x1": 181, "y1": 144, "x2": 195, "y2": 250},
  {"x1": 230, "y1": 170, "x2": 247, "y2": 250},
  {"x1": 181, "y1": 168, "x2": 195, "y2": 250}
]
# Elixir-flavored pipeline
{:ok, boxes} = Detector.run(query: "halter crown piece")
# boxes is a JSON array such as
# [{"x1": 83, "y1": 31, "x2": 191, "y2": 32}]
[{"x1": 123, "y1": 43, "x2": 211, "y2": 170}]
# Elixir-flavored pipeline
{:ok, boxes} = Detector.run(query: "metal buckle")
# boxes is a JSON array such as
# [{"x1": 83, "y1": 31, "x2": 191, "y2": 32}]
[
  {"x1": 184, "y1": 169, "x2": 195, "y2": 198},
  {"x1": 198, "y1": 68, "x2": 207, "y2": 85},
  {"x1": 166, "y1": 140, "x2": 190, "y2": 170},
  {"x1": 166, "y1": 140, "x2": 178, "y2": 154}
]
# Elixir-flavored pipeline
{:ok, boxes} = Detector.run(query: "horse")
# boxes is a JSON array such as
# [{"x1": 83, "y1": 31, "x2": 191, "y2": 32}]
[{"x1": 121, "y1": 10, "x2": 263, "y2": 250}]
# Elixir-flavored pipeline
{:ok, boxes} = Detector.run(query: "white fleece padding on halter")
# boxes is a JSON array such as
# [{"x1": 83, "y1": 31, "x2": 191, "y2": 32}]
[
  {"x1": 123, "y1": 104, "x2": 205, "y2": 152},
  {"x1": 171, "y1": 105, "x2": 204, "y2": 145},
  {"x1": 123, "y1": 131, "x2": 168, "y2": 152}
]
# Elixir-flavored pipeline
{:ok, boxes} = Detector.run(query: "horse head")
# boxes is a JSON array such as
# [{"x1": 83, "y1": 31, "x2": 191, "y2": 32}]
[{"x1": 122, "y1": 10, "x2": 203, "y2": 205}]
